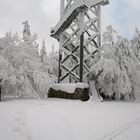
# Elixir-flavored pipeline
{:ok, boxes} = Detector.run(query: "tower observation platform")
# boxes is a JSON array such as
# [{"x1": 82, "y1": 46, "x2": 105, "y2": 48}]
[{"x1": 51, "y1": 0, "x2": 109, "y2": 83}]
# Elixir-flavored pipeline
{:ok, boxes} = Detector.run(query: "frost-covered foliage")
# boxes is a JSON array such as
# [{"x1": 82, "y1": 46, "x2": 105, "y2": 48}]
[
  {"x1": 0, "y1": 56, "x2": 16, "y2": 84},
  {"x1": 47, "y1": 48, "x2": 59, "y2": 78},
  {"x1": 27, "y1": 71, "x2": 54, "y2": 99},
  {"x1": 130, "y1": 28, "x2": 140, "y2": 101},
  {"x1": 90, "y1": 26, "x2": 139, "y2": 101},
  {"x1": 0, "y1": 22, "x2": 55, "y2": 100},
  {"x1": 40, "y1": 39, "x2": 47, "y2": 63},
  {"x1": 40, "y1": 45, "x2": 59, "y2": 81},
  {"x1": 22, "y1": 20, "x2": 31, "y2": 42},
  {"x1": 0, "y1": 32, "x2": 20, "y2": 51}
]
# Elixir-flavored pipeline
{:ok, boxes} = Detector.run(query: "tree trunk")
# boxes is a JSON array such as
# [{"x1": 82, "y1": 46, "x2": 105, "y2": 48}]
[
  {"x1": 0, "y1": 85, "x2": 1, "y2": 102},
  {"x1": 0, "y1": 79, "x2": 3, "y2": 102}
]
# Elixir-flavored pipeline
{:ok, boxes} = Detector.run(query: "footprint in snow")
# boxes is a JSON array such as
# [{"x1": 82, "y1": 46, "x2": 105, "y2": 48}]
[{"x1": 13, "y1": 110, "x2": 34, "y2": 140}]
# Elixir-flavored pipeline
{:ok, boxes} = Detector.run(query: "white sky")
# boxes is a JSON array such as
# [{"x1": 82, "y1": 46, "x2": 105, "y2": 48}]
[{"x1": 0, "y1": 0, "x2": 140, "y2": 52}]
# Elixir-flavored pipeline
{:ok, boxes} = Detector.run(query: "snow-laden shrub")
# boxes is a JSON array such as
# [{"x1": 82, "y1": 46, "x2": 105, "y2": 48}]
[
  {"x1": 0, "y1": 56, "x2": 16, "y2": 85},
  {"x1": 91, "y1": 56, "x2": 120, "y2": 98},
  {"x1": 90, "y1": 26, "x2": 137, "y2": 101},
  {"x1": 27, "y1": 72, "x2": 54, "y2": 99}
]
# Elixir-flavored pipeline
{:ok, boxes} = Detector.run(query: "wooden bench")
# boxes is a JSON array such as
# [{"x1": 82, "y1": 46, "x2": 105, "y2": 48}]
[{"x1": 48, "y1": 83, "x2": 89, "y2": 101}]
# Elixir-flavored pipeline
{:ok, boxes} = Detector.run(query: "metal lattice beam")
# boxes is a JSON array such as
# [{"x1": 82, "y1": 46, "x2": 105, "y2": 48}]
[{"x1": 51, "y1": 0, "x2": 109, "y2": 83}]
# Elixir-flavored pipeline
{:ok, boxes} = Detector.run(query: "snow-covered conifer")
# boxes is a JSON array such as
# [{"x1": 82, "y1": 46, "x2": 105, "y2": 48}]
[
  {"x1": 90, "y1": 26, "x2": 136, "y2": 100},
  {"x1": 47, "y1": 45, "x2": 59, "y2": 78},
  {"x1": 22, "y1": 20, "x2": 31, "y2": 42},
  {"x1": 40, "y1": 39, "x2": 47, "y2": 62},
  {"x1": 0, "y1": 23, "x2": 55, "y2": 100}
]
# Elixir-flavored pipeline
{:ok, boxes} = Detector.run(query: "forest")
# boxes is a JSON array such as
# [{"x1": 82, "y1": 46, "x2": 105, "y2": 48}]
[{"x1": 0, "y1": 21, "x2": 140, "y2": 102}]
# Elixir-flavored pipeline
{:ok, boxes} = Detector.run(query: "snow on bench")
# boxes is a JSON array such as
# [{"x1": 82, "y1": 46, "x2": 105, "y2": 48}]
[{"x1": 52, "y1": 83, "x2": 89, "y2": 93}]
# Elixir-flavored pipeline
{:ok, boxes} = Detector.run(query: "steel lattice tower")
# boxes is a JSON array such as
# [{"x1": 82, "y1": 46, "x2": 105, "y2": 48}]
[{"x1": 51, "y1": 0, "x2": 109, "y2": 83}]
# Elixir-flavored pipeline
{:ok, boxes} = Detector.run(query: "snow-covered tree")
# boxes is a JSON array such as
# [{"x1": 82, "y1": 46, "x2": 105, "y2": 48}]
[
  {"x1": 22, "y1": 20, "x2": 31, "y2": 42},
  {"x1": 90, "y1": 26, "x2": 137, "y2": 101},
  {"x1": 47, "y1": 45, "x2": 59, "y2": 78},
  {"x1": 130, "y1": 28, "x2": 140, "y2": 101},
  {"x1": 21, "y1": 21, "x2": 39, "y2": 58},
  {"x1": 114, "y1": 37, "x2": 136, "y2": 100},
  {"x1": 40, "y1": 39, "x2": 47, "y2": 62},
  {"x1": 0, "y1": 22, "x2": 55, "y2": 101},
  {"x1": 102, "y1": 25, "x2": 117, "y2": 44},
  {"x1": 0, "y1": 56, "x2": 16, "y2": 101},
  {"x1": 0, "y1": 32, "x2": 20, "y2": 51},
  {"x1": 131, "y1": 28, "x2": 140, "y2": 61}
]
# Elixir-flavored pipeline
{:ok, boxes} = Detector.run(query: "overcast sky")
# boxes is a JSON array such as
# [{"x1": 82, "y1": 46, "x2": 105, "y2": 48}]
[{"x1": 0, "y1": 0, "x2": 140, "y2": 52}]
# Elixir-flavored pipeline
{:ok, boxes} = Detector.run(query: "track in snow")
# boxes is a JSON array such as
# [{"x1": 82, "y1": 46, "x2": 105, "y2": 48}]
[
  {"x1": 98, "y1": 117, "x2": 140, "y2": 140},
  {"x1": 13, "y1": 109, "x2": 34, "y2": 140}
]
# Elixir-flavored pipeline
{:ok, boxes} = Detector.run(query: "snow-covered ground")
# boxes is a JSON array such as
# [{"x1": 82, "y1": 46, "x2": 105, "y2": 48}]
[{"x1": 0, "y1": 99, "x2": 140, "y2": 140}]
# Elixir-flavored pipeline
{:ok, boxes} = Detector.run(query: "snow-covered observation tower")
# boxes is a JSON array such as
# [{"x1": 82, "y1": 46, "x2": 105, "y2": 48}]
[{"x1": 51, "y1": 0, "x2": 109, "y2": 83}]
